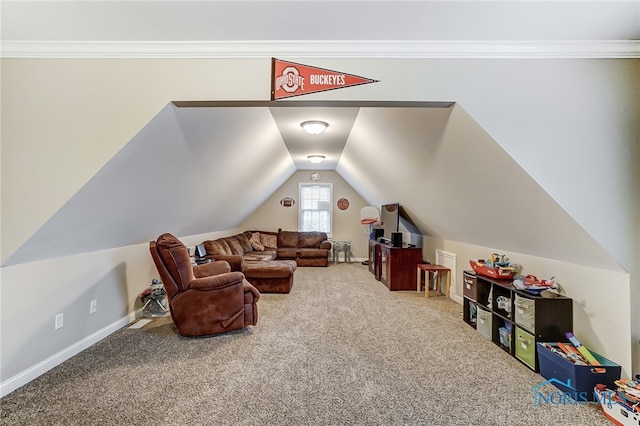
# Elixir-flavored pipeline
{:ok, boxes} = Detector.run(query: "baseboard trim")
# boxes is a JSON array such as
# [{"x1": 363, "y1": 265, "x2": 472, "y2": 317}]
[{"x1": 0, "y1": 309, "x2": 141, "y2": 398}]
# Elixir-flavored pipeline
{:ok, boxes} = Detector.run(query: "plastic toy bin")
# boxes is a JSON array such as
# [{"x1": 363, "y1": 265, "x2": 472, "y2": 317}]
[
  {"x1": 536, "y1": 343, "x2": 621, "y2": 400},
  {"x1": 499, "y1": 327, "x2": 511, "y2": 348},
  {"x1": 514, "y1": 294, "x2": 535, "y2": 330},
  {"x1": 463, "y1": 272, "x2": 477, "y2": 300},
  {"x1": 515, "y1": 327, "x2": 536, "y2": 369},
  {"x1": 476, "y1": 307, "x2": 492, "y2": 340}
]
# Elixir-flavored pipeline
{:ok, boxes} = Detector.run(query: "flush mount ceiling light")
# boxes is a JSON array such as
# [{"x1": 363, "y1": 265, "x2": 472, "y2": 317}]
[
  {"x1": 307, "y1": 155, "x2": 326, "y2": 164},
  {"x1": 301, "y1": 120, "x2": 328, "y2": 135}
]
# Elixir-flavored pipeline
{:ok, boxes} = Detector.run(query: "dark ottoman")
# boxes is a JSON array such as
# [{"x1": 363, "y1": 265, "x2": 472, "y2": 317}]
[{"x1": 243, "y1": 260, "x2": 297, "y2": 294}]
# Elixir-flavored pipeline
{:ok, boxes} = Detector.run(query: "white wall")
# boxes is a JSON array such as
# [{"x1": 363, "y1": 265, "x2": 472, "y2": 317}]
[{"x1": 241, "y1": 170, "x2": 370, "y2": 260}]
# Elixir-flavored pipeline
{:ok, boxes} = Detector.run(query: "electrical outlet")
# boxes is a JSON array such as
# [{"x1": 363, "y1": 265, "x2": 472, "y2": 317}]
[
  {"x1": 55, "y1": 313, "x2": 64, "y2": 330},
  {"x1": 90, "y1": 300, "x2": 97, "y2": 314}
]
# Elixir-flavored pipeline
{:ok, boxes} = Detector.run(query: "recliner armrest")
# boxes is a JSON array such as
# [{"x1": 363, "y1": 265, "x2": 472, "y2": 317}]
[
  {"x1": 243, "y1": 280, "x2": 261, "y2": 301},
  {"x1": 189, "y1": 271, "x2": 245, "y2": 291},
  {"x1": 206, "y1": 254, "x2": 244, "y2": 272},
  {"x1": 193, "y1": 260, "x2": 231, "y2": 278}
]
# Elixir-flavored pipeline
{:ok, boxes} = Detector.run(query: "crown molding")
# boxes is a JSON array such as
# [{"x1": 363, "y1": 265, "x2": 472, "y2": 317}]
[{"x1": 2, "y1": 40, "x2": 639, "y2": 59}]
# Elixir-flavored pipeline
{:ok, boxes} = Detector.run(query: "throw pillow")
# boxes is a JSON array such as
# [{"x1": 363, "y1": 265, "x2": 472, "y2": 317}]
[
  {"x1": 261, "y1": 233, "x2": 277, "y2": 249},
  {"x1": 250, "y1": 233, "x2": 265, "y2": 251}
]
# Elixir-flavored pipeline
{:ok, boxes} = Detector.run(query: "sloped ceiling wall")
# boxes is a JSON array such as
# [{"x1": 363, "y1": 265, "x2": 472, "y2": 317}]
[
  {"x1": 6, "y1": 101, "x2": 619, "y2": 273},
  {"x1": 338, "y1": 105, "x2": 620, "y2": 270},
  {"x1": 4, "y1": 104, "x2": 296, "y2": 265}
]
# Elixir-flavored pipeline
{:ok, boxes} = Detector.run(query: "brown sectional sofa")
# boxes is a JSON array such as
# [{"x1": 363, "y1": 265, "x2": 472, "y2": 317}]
[
  {"x1": 276, "y1": 230, "x2": 332, "y2": 267},
  {"x1": 201, "y1": 230, "x2": 331, "y2": 293},
  {"x1": 202, "y1": 231, "x2": 277, "y2": 272}
]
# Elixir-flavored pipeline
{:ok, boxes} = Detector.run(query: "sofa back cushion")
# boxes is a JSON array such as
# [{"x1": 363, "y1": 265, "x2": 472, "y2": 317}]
[
  {"x1": 299, "y1": 232, "x2": 328, "y2": 248},
  {"x1": 223, "y1": 237, "x2": 245, "y2": 255},
  {"x1": 278, "y1": 231, "x2": 299, "y2": 248},
  {"x1": 235, "y1": 233, "x2": 253, "y2": 253},
  {"x1": 154, "y1": 233, "x2": 194, "y2": 295},
  {"x1": 204, "y1": 239, "x2": 232, "y2": 256}
]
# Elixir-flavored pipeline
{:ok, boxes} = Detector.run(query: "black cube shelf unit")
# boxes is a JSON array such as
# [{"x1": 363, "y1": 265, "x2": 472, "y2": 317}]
[{"x1": 462, "y1": 270, "x2": 573, "y2": 372}]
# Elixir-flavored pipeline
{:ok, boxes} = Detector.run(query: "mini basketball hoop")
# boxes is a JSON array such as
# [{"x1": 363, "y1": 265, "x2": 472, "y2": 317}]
[
  {"x1": 359, "y1": 206, "x2": 380, "y2": 265},
  {"x1": 360, "y1": 206, "x2": 379, "y2": 225}
]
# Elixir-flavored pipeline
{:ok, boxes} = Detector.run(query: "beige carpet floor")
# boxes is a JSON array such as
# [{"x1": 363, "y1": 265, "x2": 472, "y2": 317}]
[{"x1": 1, "y1": 263, "x2": 608, "y2": 425}]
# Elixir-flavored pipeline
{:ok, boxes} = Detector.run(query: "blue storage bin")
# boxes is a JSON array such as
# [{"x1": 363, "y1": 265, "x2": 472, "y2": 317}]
[
  {"x1": 499, "y1": 327, "x2": 511, "y2": 347},
  {"x1": 536, "y1": 343, "x2": 621, "y2": 400}
]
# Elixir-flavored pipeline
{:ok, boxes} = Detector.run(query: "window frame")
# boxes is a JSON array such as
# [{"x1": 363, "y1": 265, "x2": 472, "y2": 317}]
[{"x1": 298, "y1": 183, "x2": 333, "y2": 236}]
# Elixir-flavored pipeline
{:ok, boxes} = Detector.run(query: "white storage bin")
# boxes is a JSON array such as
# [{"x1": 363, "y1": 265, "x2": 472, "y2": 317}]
[
  {"x1": 476, "y1": 307, "x2": 492, "y2": 340},
  {"x1": 514, "y1": 294, "x2": 535, "y2": 331}
]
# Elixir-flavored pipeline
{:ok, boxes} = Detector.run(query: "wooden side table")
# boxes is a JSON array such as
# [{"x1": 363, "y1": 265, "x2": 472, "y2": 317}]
[{"x1": 417, "y1": 264, "x2": 451, "y2": 299}]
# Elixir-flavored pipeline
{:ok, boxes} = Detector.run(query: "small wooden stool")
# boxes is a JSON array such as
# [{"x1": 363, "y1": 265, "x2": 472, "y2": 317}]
[{"x1": 416, "y1": 264, "x2": 451, "y2": 299}]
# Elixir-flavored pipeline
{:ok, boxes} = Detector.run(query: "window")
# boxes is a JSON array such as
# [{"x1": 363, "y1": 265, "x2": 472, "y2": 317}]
[{"x1": 299, "y1": 183, "x2": 332, "y2": 235}]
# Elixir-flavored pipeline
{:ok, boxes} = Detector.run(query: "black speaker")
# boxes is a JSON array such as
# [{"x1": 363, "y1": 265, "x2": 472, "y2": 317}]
[
  {"x1": 391, "y1": 232, "x2": 403, "y2": 247},
  {"x1": 373, "y1": 228, "x2": 384, "y2": 239}
]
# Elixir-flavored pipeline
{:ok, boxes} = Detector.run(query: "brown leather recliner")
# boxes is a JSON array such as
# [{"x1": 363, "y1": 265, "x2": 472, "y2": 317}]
[{"x1": 149, "y1": 233, "x2": 260, "y2": 337}]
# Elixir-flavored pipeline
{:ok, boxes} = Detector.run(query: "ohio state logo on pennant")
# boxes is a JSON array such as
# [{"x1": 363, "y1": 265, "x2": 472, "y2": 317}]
[{"x1": 271, "y1": 58, "x2": 378, "y2": 100}]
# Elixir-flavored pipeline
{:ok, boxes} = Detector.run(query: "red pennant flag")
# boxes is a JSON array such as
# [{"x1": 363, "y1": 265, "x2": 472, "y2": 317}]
[{"x1": 271, "y1": 58, "x2": 378, "y2": 100}]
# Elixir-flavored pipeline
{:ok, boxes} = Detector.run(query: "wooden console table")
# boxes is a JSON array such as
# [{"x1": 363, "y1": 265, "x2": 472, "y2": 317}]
[
  {"x1": 369, "y1": 240, "x2": 423, "y2": 291},
  {"x1": 416, "y1": 264, "x2": 451, "y2": 299}
]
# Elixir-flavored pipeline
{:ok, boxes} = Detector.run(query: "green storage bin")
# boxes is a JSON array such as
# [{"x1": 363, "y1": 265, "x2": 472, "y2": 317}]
[{"x1": 515, "y1": 327, "x2": 536, "y2": 369}]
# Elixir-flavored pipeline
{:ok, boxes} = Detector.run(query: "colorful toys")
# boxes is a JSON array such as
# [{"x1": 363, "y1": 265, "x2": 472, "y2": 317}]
[
  {"x1": 566, "y1": 332, "x2": 601, "y2": 366},
  {"x1": 512, "y1": 275, "x2": 558, "y2": 294},
  {"x1": 595, "y1": 375, "x2": 640, "y2": 425},
  {"x1": 469, "y1": 254, "x2": 517, "y2": 279}
]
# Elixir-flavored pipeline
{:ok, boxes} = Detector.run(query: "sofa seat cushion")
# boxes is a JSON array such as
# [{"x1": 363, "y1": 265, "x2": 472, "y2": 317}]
[
  {"x1": 276, "y1": 248, "x2": 299, "y2": 259},
  {"x1": 298, "y1": 248, "x2": 329, "y2": 258},
  {"x1": 243, "y1": 251, "x2": 277, "y2": 262}
]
